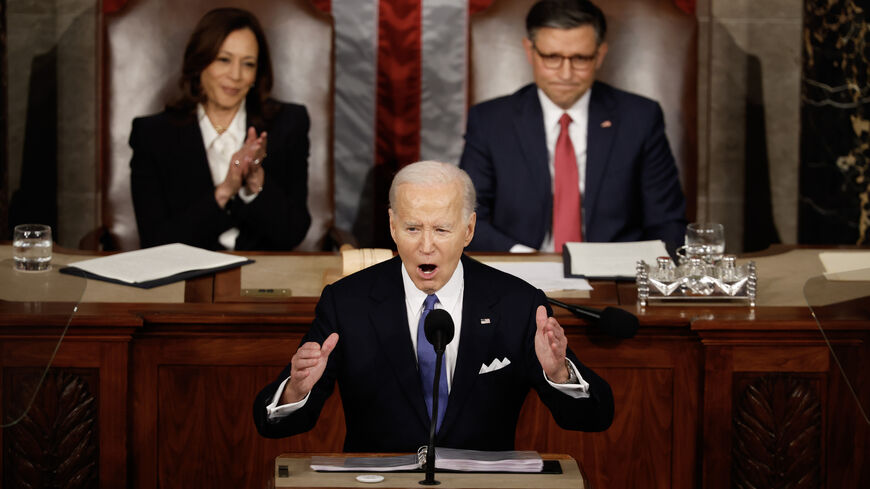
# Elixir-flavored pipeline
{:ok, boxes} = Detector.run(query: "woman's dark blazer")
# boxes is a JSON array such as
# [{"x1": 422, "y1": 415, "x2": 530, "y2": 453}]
[{"x1": 129, "y1": 101, "x2": 311, "y2": 250}]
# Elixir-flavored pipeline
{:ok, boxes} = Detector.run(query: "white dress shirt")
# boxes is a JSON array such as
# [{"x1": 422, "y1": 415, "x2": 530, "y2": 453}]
[
  {"x1": 265, "y1": 261, "x2": 588, "y2": 420},
  {"x1": 401, "y1": 260, "x2": 465, "y2": 391},
  {"x1": 196, "y1": 103, "x2": 259, "y2": 250},
  {"x1": 510, "y1": 88, "x2": 591, "y2": 253}
]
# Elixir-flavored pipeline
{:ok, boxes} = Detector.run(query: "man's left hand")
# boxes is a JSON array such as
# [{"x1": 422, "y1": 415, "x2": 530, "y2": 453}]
[{"x1": 534, "y1": 305, "x2": 570, "y2": 383}]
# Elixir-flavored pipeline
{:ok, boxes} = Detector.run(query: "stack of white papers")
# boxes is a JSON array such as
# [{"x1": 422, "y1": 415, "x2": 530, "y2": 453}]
[
  {"x1": 819, "y1": 251, "x2": 870, "y2": 281},
  {"x1": 310, "y1": 454, "x2": 419, "y2": 472},
  {"x1": 63, "y1": 243, "x2": 250, "y2": 287},
  {"x1": 564, "y1": 240, "x2": 669, "y2": 279},
  {"x1": 484, "y1": 261, "x2": 592, "y2": 291},
  {"x1": 310, "y1": 448, "x2": 543, "y2": 473},
  {"x1": 432, "y1": 447, "x2": 543, "y2": 472}
]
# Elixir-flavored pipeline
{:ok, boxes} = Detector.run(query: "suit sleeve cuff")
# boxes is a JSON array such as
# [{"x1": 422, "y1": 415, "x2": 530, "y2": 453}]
[
  {"x1": 543, "y1": 359, "x2": 590, "y2": 399},
  {"x1": 265, "y1": 376, "x2": 311, "y2": 420}
]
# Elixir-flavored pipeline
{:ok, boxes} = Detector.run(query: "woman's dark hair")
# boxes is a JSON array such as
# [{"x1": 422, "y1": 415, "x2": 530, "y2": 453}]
[{"x1": 170, "y1": 7, "x2": 277, "y2": 129}]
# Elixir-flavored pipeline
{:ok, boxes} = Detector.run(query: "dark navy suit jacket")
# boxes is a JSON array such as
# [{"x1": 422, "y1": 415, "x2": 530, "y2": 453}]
[
  {"x1": 460, "y1": 82, "x2": 687, "y2": 251},
  {"x1": 253, "y1": 255, "x2": 614, "y2": 452},
  {"x1": 130, "y1": 101, "x2": 311, "y2": 251}
]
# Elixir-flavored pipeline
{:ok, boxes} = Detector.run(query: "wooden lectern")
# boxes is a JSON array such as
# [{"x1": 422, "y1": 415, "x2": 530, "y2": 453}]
[{"x1": 273, "y1": 453, "x2": 587, "y2": 488}]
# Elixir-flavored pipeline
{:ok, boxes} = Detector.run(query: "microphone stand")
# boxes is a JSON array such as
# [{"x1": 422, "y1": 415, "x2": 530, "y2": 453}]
[{"x1": 420, "y1": 341, "x2": 445, "y2": 485}]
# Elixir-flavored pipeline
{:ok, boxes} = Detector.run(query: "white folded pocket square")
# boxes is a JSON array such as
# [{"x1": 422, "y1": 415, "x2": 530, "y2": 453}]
[{"x1": 479, "y1": 357, "x2": 511, "y2": 374}]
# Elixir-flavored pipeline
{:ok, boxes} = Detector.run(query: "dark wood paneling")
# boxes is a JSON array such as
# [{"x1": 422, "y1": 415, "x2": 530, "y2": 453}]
[
  {"x1": 1, "y1": 282, "x2": 867, "y2": 489},
  {"x1": 702, "y1": 346, "x2": 733, "y2": 489},
  {"x1": 563, "y1": 367, "x2": 674, "y2": 489},
  {"x1": 156, "y1": 365, "x2": 345, "y2": 488},
  {"x1": 698, "y1": 327, "x2": 869, "y2": 489},
  {"x1": 126, "y1": 327, "x2": 704, "y2": 489},
  {"x1": 130, "y1": 334, "x2": 347, "y2": 489},
  {"x1": 565, "y1": 334, "x2": 701, "y2": 489},
  {"x1": 0, "y1": 332, "x2": 131, "y2": 489},
  {"x1": 3, "y1": 368, "x2": 99, "y2": 489},
  {"x1": 184, "y1": 274, "x2": 214, "y2": 303},
  {"x1": 731, "y1": 374, "x2": 823, "y2": 489},
  {"x1": 823, "y1": 340, "x2": 870, "y2": 489}
]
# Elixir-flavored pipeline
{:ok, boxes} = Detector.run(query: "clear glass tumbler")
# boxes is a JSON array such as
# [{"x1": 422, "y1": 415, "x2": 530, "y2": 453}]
[
  {"x1": 13, "y1": 224, "x2": 52, "y2": 272},
  {"x1": 684, "y1": 222, "x2": 725, "y2": 263}
]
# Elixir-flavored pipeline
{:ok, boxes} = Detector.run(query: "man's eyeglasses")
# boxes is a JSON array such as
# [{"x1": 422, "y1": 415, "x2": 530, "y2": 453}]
[{"x1": 532, "y1": 44, "x2": 598, "y2": 70}]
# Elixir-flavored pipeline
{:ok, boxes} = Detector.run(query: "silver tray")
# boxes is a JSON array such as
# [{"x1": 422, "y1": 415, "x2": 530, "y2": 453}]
[{"x1": 636, "y1": 257, "x2": 757, "y2": 307}]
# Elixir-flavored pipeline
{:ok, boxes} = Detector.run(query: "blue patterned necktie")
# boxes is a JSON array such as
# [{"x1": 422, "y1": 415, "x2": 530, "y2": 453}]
[{"x1": 417, "y1": 294, "x2": 448, "y2": 432}]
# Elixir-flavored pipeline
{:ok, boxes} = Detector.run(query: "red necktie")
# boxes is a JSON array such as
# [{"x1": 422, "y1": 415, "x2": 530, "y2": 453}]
[{"x1": 553, "y1": 113, "x2": 582, "y2": 252}]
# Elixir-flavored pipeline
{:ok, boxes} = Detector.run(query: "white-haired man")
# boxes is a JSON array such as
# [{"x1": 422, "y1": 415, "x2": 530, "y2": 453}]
[{"x1": 254, "y1": 161, "x2": 613, "y2": 452}]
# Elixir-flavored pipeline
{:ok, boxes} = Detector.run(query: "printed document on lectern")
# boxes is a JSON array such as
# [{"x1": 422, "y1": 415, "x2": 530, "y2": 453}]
[
  {"x1": 60, "y1": 243, "x2": 252, "y2": 288},
  {"x1": 563, "y1": 240, "x2": 668, "y2": 280}
]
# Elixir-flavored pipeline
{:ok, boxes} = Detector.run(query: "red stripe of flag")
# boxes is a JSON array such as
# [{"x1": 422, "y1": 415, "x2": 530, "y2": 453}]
[
  {"x1": 310, "y1": 0, "x2": 331, "y2": 13},
  {"x1": 103, "y1": 0, "x2": 127, "y2": 13},
  {"x1": 469, "y1": 0, "x2": 495, "y2": 15},
  {"x1": 368, "y1": 0, "x2": 423, "y2": 245},
  {"x1": 674, "y1": 0, "x2": 695, "y2": 14},
  {"x1": 375, "y1": 0, "x2": 422, "y2": 171}
]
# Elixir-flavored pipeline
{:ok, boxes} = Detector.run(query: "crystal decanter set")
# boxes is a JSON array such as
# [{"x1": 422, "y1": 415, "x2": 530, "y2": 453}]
[{"x1": 636, "y1": 253, "x2": 757, "y2": 307}]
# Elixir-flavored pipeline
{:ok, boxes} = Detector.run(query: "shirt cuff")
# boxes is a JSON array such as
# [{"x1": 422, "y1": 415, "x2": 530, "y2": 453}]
[
  {"x1": 510, "y1": 243, "x2": 537, "y2": 253},
  {"x1": 543, "y1": 359, "x2": 590, "y2": 399},
  {"x1": 237, "y1": 186, "x2": 260, "y2": 203},
  {"x1": 265, "y1": 376, "x2": 311, "y2": 420}
]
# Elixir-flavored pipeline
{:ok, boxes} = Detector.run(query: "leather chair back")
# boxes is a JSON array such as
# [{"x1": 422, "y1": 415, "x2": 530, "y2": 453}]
[
  {"x1": 471, "y1": 0, "x2": 697, "y2": 219},
  {"x1": 104, "y1": 0, "x2": 333, "y2": 250}
]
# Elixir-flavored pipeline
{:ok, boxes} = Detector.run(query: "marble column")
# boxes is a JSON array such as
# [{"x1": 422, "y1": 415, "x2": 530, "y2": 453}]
[
  {"x1": 3, "y1": 0, "x2": 97, "y2": 248},
  {"x1": 698, "y1": 0, "x2": 802, "y2": 253}
]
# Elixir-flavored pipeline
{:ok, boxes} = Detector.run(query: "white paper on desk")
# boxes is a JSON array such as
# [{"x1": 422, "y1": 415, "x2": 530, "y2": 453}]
[
  {"x1": 310, "y1": 454, "x2": 420, "y2": 472},
  {"x1": 564, "y1": 240, "x2": 668, "y2": 278},
  {"x1": 819, "y1": 251, "x2": 870, "y2": 281},
  {"x1": 66, "y1": 243, "x2": 249, "y2": 284},
  {"x1": 484, "y1": 262, "x2": 592, "y2": 291}
]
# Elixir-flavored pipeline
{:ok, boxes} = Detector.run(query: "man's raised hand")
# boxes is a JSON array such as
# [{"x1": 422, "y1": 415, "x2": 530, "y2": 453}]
[
  {"x1": 281, "y1": 333, "x2": 339, "y2": 404},
  {"x1": 534, "y1": 305, "x2": 570, "y2": 383}
]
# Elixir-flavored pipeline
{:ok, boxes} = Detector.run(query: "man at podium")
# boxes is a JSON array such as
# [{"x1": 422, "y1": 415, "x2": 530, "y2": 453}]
[{"x1": 253, "y1": 161, "x2": 613, "y2": 452}]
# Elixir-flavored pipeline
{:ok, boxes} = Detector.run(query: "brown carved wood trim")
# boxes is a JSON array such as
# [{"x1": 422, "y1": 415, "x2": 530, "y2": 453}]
[
  {"x1": 3, "y1": 368, "x2": 99, "y2": 489},
  {"x1": 732, "y1": 347, "x2": 829, "y2": 373},
  {"x1": 0, "y1": 0, "x2": 7, "y2": 237},
  {"x1": 732, "y1": 373, "x2": 822, "y2": 489}
]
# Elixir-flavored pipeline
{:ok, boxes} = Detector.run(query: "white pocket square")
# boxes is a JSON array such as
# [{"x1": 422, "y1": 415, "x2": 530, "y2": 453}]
[{"x1": 479, "y1": 357, "x2": 511, "y2": 374}]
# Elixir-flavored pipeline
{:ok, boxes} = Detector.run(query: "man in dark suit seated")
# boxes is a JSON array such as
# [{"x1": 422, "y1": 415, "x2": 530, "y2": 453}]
[
  {"x1": 253, "y1": 161, "x2": 613, "y2": 452},
  {"x1": 460, "y1": 0, "x2": 687, "y2": 253}
]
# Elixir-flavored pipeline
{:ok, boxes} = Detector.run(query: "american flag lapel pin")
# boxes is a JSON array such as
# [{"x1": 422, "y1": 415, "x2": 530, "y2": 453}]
[
  {"x1": 480, "y1": 318, "x2": 491, "y2": 325},
  {"x1": 601, "y1": 120, "x2": 612, "y2": 128}
]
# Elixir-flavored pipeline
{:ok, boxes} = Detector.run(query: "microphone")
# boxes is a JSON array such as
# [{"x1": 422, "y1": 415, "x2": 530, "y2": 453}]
[
  {"x1": 546, "y1": 297, "x2": 639, "y2": 338},
  {"x1": 420, "y1": 308, "x2": 454, "y2": 485},
  {"x1": 424, "y1": 309, "x2": 455, "y2": 353}
]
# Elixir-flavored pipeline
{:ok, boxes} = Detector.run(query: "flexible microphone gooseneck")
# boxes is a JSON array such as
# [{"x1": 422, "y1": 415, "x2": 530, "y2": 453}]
[
  {"x1": 546, "y1": 297, "x2": 639, "y2": 338},
  {"x1": 420, "y1": 308, "x2": 454, "y2": 486}
]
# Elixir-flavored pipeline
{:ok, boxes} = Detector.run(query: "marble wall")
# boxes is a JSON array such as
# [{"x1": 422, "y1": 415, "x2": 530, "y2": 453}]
[
  {"x1": 697, "y1": 0, "x2": 803, "y2": 253},
  {"x1": 4, "y1": 0, "x2": 97, "y2": 248},
  {"x1": 799, "y1": 0, "x2": 869, "y2": 245}
]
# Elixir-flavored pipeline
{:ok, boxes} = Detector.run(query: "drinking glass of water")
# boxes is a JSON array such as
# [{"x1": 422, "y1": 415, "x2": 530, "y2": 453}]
[
  {"x1": 684, "y1": 222, "x2": 725, "y2": 263},
  {"x1": 13, "y1": 224, "x2": 52, "y2": 272}
]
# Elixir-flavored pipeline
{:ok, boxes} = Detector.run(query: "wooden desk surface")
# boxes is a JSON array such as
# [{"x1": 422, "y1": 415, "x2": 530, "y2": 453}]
[
  {"x1": 3, "y1": 245, "x2": 864, "y2": 311},
  {"x1": 273, "y1": 453, "x2": 586, "y2": 489}
]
